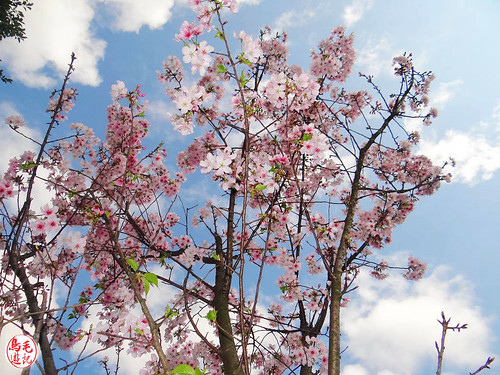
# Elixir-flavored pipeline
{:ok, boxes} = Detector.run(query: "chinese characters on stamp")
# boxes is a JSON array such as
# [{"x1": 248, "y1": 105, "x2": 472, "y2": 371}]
[{"x1": 5, "y1": 334, "x2": 38, "y2": 369}]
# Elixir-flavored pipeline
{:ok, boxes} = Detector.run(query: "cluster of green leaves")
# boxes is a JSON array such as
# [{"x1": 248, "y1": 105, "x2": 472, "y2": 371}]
[
  {"x1": 0, "y1": 0, "x2": 31, "y2": 41},
  {"x1": 0, "y1": 0, "x2": 33, "y2": 82},
  {"x1": 164, "y1": 305, "x2": 179, "y2": 319},
  {"x1": 67, "y1": 294, "x2": 90, "y2": 320},
  {"x1": 20, "y1": 160, "x2": 36, "y2": 170},
  {"x1": 126, "y1": 258, "x2": 159, "y2": 295},
  {"x1": 249, "y1": 183, "x2": 266, "y2": 198}
]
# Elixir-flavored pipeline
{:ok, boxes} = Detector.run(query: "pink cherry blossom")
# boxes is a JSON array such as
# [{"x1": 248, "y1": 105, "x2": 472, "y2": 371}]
[
  {"x1": 235, "y1": 30, "x2": 263, "y2": 63},
  {"x1": 30, "y1": 219, "x2": 46, "y2": 236},
  {"x1": 5, "y1": 114, "x2": 27, "y2": 129},
  {"x1": 404, "y1": 257, "x2": 427, "y2": 280},
  {"x1": 110, "y1": 80, "x2": 127, "y2": 101},
  {"x1": 182, "y1": 41, "x2": 214, "y2": 75},
  {"x1": 175, "y1": 20, "x2": 203, "y2": 41}
]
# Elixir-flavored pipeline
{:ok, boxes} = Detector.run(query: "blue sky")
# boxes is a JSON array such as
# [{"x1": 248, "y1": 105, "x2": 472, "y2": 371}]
[{"x1": 0, "y1": 0, "x2": 499, "y2": 374}]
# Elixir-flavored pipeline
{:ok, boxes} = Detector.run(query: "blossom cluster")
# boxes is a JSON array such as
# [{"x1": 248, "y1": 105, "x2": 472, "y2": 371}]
[
  {"x1": 234, "y1": 30, "x2": 263, "y2": 64},
  {"x1": 403, "y1": 256, "x2": 427, "y2": 280},
  {"x1": 310, "y1": 26, "x2": 355, "y2": 84},
  {"x1": 47, "y1": 88, "x2": 77, "y2": 121},
  {"x1": 182, "y1": 40, "x2": 214, "y2": 75},
  {"x1": 5, "y1": 114, "x2": 27, "y2": 129}
]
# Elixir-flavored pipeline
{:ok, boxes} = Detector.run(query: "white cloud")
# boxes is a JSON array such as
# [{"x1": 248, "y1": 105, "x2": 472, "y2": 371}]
[
  {"x1": 403, "y1": 79, "x2": 462, "y2": 134},
  {"x1": 356, "y1": 39, "x2": 431, "y2": 79},
  {"x1": 356, "y1": 37, "x2": 394, "y2": 77},
  {"x1": 342, "y1": 263, "x2": 494, "y2": 374},
  {"x1": 343, "y1": 364, "x2": 370, "y2": 375},
  {"x1": 98, "y1": 0, "x2": 175, "y2": 33},
  {"x1": 273, "y1": 8, "x2": 316, "y2": 32},
  {"x1": 418, "y1": 129, "x2": 500, "y2": 184},
  {"x1": 148, "y1": 99, "x2": 174, "y2": 124},
  {"x1": 238, "y1": 0, "x2": 263, "y2": 5},
  {"x1": 0, "y1": 102, "x2": 40, "y2": 173},
  {"x1": 0, "y1": 103, "x2": 57, "y2": 212},
  {"x1": 492, "y1": 101, "x2": 500, "y2": 129},
  {"x1": 0, "y1": 0, "x2": 265, "y2": 89},
  {"x1": 342, "y1": 0, "x2": 373, "y2": 28},
  {"x1": 0, "y1": 0, "x2": 178, "y2": 88},
  {"x1": 0, "y1": 0, "x2": 106, "y2": 88},
  {"x1": 404, "y1": 116, "x2": 425, "y2": 134},
  {"x1": 431, "y1": 80, "x2": 463, "y2": 108}
]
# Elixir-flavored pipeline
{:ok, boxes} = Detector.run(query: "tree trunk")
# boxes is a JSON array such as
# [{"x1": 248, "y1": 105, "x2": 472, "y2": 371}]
[
  {"x1": 9, "y1": 252, "x2": 58, "y2": 375},
  {"x1": 300, "y1": 365, "x2": 314, "y2": 375},
  {"x1": 213, "y1": 189, "x2": 244, "y2": 375},
  {"x1": 328, "y1": 272, "x2": 342, "y2": 375},
  {"x1": 214, "y1": 253, "x2": 243, "y2": 375}
]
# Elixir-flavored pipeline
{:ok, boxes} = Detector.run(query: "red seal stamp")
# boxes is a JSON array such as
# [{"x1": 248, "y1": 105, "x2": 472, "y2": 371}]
[{"x1": 5, "y1": 334, "x2": 38, "y2": 369}]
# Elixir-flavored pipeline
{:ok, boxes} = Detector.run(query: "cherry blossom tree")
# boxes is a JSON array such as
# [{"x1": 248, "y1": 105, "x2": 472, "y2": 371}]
[{"x1": 0, "y1": 1, "x2": 462, "y2": 375}]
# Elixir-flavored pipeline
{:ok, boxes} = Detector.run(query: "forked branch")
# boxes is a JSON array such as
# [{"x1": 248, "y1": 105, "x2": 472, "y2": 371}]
[{"x1": 435, "y1": 311, "x2": 494, "y2": 375}]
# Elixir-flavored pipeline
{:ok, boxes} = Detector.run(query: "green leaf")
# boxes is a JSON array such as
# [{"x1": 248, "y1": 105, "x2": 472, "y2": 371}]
[
  {"x1": 239, "y1": 70, "x2": 248, "y2": 85},
  {"x1": 165, "y1": 305, "x2": 179, "y2": 319},
  {"x1": 217, "y1": 63, "x2": 227, "y2": 73},
  {"x1": 206, "y1": 310, "x2": 217, "y2": 322},
  {"x1": 78, "y1": 296, "x2": 88, "y2": 304},
  {"x1": 20, "y1": 161, "x2": 36, "y2": 170},
  {"x1": 280, "y1": 286, "x2": 287, "y2": 293},
  {"x1": 135, "y1": 328, "x2": 144, "y2": 336},
  {"x1": 168, "y1": 364, "x2": 196, "y2": 375},
  {"x1": 143, "y1": 278, "x2": 150, "y2": 295},
  {"x1": 212, "y1": 253, "x2": 220, "y2": 261},
  {"x1": 214, "y1": 28, "x2": 224, "y2": 40},
  {"x1": 254, "y1": 184, "x2": 267, "y2": 192},
  {"x1": 302, "y1": 133, "x2": 313, "y2": 141},
  {"x1": 144, "y1": 272, "x2": 158, "y2": 287},
  {"x1": 126, "y1": 258, "x2": 139, "y2": 272}
]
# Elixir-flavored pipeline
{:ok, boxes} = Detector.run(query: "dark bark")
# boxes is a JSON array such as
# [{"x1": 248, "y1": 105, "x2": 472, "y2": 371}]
[
  {"x1": 213, "y1": 257, "x2": 243, "y2": 375},
  {"x1": 213, "y1": 190, "x2": 244, "y2": 375},
  {"x1": 9, "y1": 248, "x2": 58, "y2": 375},
  {"x1": 300, "y1": 364, "x2": 314, "y2": 375}
]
